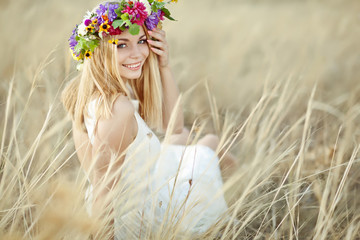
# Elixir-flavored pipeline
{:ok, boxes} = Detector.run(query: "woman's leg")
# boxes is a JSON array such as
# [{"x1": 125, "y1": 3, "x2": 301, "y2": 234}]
[{"x1": 198, "y1": 134, "x2": 238, "y2": 180}]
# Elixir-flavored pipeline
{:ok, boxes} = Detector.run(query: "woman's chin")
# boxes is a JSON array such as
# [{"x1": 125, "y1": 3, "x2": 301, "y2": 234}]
[
  {"x1": 120, "y1": 66, "x2": 143, "y2": 80},
  {"x1": 122, "y1": 71, "x2": 142, "y2": 80}
]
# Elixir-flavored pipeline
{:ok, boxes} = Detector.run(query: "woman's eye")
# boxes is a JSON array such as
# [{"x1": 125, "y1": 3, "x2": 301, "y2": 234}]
[
  {"x1": 138, "y1": 39, "x2": 147, "y2": 44},
  {"x1": 117, "y1": 44, "x2": 126, "y2": 49}
]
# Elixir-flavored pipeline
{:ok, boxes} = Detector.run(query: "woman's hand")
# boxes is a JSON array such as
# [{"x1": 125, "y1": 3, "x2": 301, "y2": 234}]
[
  {"x1": 147, "y1": 28, "x2": 169, "y2": 69},
  {"x1": 147, "y1": 28, "x2": 184, "y2": 132}
]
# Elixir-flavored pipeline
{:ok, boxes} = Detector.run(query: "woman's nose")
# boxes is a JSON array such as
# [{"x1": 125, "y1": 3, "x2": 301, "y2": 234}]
[{"x1": 129, "y1": 45, "x2": 142, "y2": 58}]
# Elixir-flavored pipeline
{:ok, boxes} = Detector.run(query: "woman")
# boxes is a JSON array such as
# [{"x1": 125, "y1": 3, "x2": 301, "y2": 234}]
[{"x1": 62, "y1": 1, "x2": 236, "y2": 238}]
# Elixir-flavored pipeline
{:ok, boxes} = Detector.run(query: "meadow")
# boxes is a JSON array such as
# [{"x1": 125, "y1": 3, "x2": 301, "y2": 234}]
[{"x1": 1, "y1": 0, "x2": 360, "y2": 239}]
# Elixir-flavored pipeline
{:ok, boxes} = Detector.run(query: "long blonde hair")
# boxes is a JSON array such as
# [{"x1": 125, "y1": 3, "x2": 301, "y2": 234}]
[{"x1": 61, "y1": 27, "x2": 163, "y2": 133}]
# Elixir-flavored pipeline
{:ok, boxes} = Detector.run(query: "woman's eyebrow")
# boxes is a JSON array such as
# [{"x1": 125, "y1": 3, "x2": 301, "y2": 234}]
[
  {"x1": 117, "y1": 38, "x2": 129, "y2": 41},
  {"x1": 117, "y1": 35, "x2": 147, "y2": 41}
]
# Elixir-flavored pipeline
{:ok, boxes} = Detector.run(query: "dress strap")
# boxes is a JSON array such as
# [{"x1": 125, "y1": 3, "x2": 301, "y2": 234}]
[{"x1": 130, "y1": 99, "x2": 139, "y2": 112}]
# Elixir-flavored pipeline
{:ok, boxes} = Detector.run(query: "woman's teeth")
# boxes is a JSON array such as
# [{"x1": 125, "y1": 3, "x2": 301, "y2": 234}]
[{"x1": 123, "y1": 62, "x2": 141, "y2": 69}]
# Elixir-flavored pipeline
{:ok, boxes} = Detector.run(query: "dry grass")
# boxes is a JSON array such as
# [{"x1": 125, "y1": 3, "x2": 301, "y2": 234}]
[{"x1": 1, "y1": 0, "x2": 360, "y2": 239}]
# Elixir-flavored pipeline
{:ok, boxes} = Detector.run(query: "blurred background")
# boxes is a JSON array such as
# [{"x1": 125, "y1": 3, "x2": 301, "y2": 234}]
[
  {"x1": 1, "y1": 0, "x2": 360, "y2": 238},
  {"x1": 1, "y1": 0, "x2": 360, "y2": 149},
  {"x1": 1, "y1": 0, "x2": 359, "y2": 107}
]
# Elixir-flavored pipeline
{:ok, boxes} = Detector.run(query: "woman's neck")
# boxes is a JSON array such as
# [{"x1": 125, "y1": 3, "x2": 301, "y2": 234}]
[{"x1": 125, "y1": 81, "x2": 136, "y2": 100}]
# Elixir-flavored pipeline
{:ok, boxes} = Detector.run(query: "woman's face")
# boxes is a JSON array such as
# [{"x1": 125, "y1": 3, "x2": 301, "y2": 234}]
[{"x1": 115, "y1": 27, "x2": 149, "y2": 81}]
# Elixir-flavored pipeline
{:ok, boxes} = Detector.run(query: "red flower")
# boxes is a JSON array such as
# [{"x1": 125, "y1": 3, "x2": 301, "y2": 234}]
[
  {"x1": 159, "y1": 10, "x2": 165, "y2": 21},
  {"x1": 108, "y1": 22, "x2": 122, "y2": 35}
]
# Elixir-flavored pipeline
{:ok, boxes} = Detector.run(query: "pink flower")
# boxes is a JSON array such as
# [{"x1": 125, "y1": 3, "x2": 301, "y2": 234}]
[
  {"x1": 84, "y1": 19, "x2": 92, "y2": 26},
  {"x1": 122, "y1": 2, "x2": 148, "y2": 26},
  {"x1": 159, "y1": 11, "x2": 165, "y2": 21}
]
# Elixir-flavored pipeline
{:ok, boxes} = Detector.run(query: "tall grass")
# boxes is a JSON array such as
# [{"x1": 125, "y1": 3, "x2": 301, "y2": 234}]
[{"x1": 1, "y1": 0, "x2": 360, "y2": 239}]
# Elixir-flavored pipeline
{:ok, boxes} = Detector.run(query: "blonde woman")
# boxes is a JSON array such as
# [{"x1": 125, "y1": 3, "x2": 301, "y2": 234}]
[{"x1": 62, "y1": 1, "x2": 236, "y2": 238}]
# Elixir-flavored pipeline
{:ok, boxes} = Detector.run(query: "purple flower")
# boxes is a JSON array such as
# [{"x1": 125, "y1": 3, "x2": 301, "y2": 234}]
[
  {"x1": 96, "y1": 4, "x2": 106, "y2": 23},
  {"x1": 84, "y1": 19, "x2": 92, "y2": 26},
  {"x1": 96, "y1": 3, "x2": 119, "y2": 24},
  {"x1": 145, "y1": 10, "x2": 162, "y2": 30},
  {"x1": 107, "y1": 3, "x2": 119, "y2": 22},
  {"x1": 69, "y1": 26, "x2": 78, "y2": 53}
]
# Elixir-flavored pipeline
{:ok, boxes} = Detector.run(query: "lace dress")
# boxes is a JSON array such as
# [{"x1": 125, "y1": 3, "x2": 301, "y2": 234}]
[{"x1": 84, "y1": 98, "x2": 228, "y2": 238}]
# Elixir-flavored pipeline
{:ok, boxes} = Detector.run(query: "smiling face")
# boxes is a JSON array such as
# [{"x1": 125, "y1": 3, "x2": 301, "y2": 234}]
[{"x1": 115, "y1": 27, "x2": 149, "y2": 81}]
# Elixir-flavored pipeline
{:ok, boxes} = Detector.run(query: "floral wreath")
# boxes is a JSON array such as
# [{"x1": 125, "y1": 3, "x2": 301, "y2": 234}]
[{"x1": 69, "y1": 0, "x2": 177, "y2": 69}]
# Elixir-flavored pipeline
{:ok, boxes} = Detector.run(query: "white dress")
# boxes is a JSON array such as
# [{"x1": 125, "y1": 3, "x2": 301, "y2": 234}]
[{"x1": 84, "y1": 98, "x2": 228, "y2": 239}]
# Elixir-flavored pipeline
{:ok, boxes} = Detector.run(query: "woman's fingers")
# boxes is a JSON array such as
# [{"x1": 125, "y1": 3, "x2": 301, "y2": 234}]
[
  {"x1": 148, "y1": 29, "x2": 166, "y2": 41},
  {"x1": 150, "y1": 47, "x2": 164, "y2": 56},
  {"x1": 148, "y1": 28, "x2": 169, "y2": 67},
  {"x1": 147, "y1": 39, "x2": 166, "y2": 51},
  {"x1": 150, "y1": 28, "x2": 166, "y2": 36}
]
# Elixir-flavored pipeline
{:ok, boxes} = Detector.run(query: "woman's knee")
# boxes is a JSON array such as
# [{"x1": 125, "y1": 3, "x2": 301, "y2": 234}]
[
  {"x1": 181, "y1": 127, "x2": 190, "y2": 136},
  {"x1": 167, "y1": 127, "x2": 191, "y2": 145},
  {"x1": 198, "y1": 134, "x2": 220, "y2": 151}
]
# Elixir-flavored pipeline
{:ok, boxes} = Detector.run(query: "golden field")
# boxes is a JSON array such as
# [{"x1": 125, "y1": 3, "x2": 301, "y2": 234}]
[{"x1": 1, "y1": 0, "x2": 360, "y2": 239}]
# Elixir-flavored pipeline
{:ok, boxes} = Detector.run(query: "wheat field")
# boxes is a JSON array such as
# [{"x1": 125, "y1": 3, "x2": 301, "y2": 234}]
[{"x1": 1, "y1": 0, "x2": 360, "y2": 239}]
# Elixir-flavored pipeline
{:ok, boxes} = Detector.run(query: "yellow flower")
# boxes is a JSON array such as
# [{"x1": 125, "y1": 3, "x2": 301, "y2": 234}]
[
  {"x1": 84, "y1": 50, "x2": 92, "y2": 59},
  {"x1": 70, "y1": 49, "x2": 82, "y2": 61},
  {"x1": 86, "y1": 25, "x2": 94, "y2": 32},
  {"x1": 171, "y1": 0, "x2": 178, "y2": 2},
  {"x1": 72, "y1": 54, "x2": 81, "y2": 61},
  {"x1": 92, "y1": 19, "x2": 98, "y2": 25},
  {"x1": 108, "y1": 39, "x2": 118, "y2": 45},
  {"x1": 99, "y1": 21, "x2": 110, "y2": 33},
  {"x1": 157, "y1": 0, "x2": 164, "y2": 2}
]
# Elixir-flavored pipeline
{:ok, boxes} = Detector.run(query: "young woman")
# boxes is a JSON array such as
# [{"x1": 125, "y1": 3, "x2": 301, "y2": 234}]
[{"x1": 62, "y1": 1, "x2": 236, "y2": 238}]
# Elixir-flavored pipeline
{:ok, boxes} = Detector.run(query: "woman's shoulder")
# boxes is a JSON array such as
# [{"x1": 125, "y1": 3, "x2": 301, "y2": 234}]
[
  {"x1": 98, "y1": 95, "x2": 136, "y2": 126},
  {"x1": 94, "y1": 95, "x2": 138, "y2": 149},
  {"x1": 89, "y1": 94, "x2": 135, "y2": 118},
  {"x1": 112, "y1": 95, "x2": 135, "y2": 115}
]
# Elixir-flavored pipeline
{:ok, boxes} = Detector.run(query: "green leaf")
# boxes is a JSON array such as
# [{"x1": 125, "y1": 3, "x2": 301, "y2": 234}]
[
  {"x1": 74, "y1": 44, "x2": 82, "y2": 53},
  {"x1": 123, "y1": 19, "x2": 131, "y2": 28},
  {"x1": 162, "y1": 7, "x2": 175, "y2": 21},
  {"x1": 151, "y1": 4, "x2": 158, "y2": 12},
  {"x1": 153, "y1": 1, "x2": 165, "y2": 9},
  {"x1": 112, "y1": 19, "x2": 124, "y2": 29},
  {"x1": 87, "y1": 40, "x2": 99, "y2": 52},
  {"x1": 76, "y1": 37, "x2": 86, "y2": 48},
  {"x1": 129, "y1": 24, "x2": 140, "y2": 35},
  {"x1": 152, "y1": 1, "x2": 165, "y2": 12},
  {"x1": 165, "y1": 15, "x2": 175, "y2": 21},
  {"x1": 120, "y1": 1, "x2": 127, "y2": 9},
  {"x1": 121, "y1": 12, "x2": 130, "y2": 21},
  {"x1": 114, "y1": 8, "x2": 122, "y2": 17}
]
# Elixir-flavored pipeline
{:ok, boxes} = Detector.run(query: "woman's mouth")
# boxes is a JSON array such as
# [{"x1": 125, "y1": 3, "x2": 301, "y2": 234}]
[{"x1": 122, "y1": 62, "x2": 142, "y2": 71}]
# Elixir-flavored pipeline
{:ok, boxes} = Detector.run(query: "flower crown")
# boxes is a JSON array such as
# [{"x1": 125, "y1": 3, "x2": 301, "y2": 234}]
[{"x1": 69, "y1": 0, "x2": 177, "y2": 69}]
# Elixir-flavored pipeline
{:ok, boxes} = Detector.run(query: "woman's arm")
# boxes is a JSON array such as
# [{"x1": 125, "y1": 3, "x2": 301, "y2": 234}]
[
  {"x1": 91, "y1": 96, "x2": 138, "y2": 238},
  {"x1": 72, "y1": 122, "x2": 93, "y2": 173},
  {"x1": 147, "y1": 28, "x2": 184, "y2": 134}
]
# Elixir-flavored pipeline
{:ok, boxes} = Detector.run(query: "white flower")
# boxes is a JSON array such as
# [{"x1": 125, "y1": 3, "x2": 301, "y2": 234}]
[
  {"x1": 76, "y1": 63, "x2": 84, "y2": 71},
  {"x1": 138, "y1": 0, "x2": 152, "y2": 16},
  {"x1": 78, "y1": 23, "x2": 87, "y2": 36},
  {"x1": 88, "y1": 35, "x2": 97, "y2": 40},
  {"x1": 83, "y1": 10, "x2": 92, "y2": 21}
]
